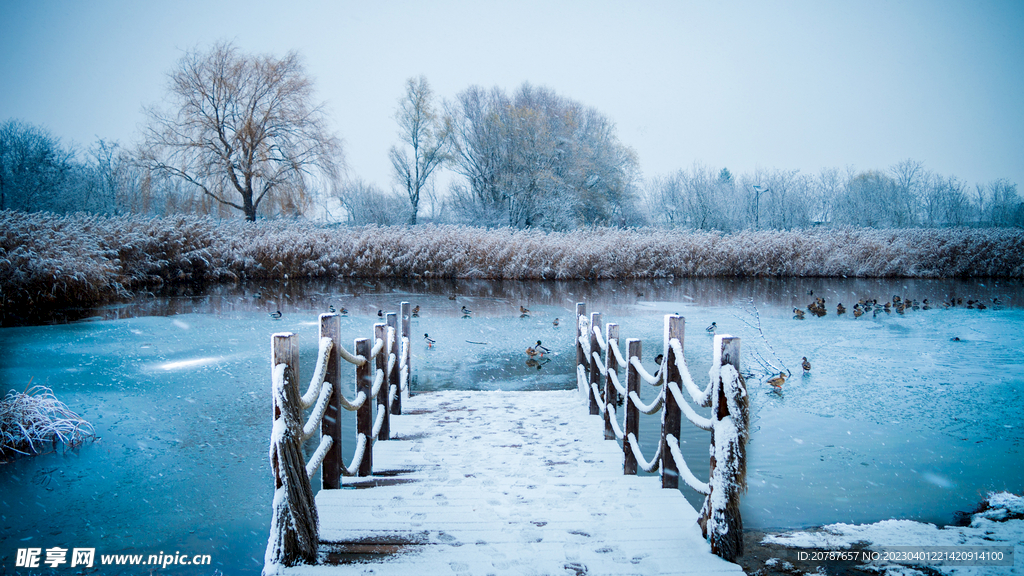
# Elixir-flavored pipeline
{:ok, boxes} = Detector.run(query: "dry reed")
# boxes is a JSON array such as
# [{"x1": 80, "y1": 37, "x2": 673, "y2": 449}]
[{"x1": 2, "y1": 210, "x2": 1022, "y2": 314}]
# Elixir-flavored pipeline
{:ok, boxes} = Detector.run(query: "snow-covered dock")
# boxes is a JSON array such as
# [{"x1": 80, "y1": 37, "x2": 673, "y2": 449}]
[{"x1": 280, "y1": 389, "x2": 744, "y2": 575}]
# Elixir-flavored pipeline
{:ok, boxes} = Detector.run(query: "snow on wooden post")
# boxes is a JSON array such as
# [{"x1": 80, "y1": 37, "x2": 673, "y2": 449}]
[
  {"x1": 386, "y1": 312, "x2": 400, "y2": 416},
  {"x1": 661, "y1": 315, "x2": 684, "y2": 489},
  {"x1": 355, "y1": 338, "x2": 373, "y2": 476},
  {"x1": 700, "y1": 335, "x2": 748, "y2": 562},
  {"x1": 400, "y1": 301, "x2": 411, "y2": 403},
  {"x1": 267, "y1": 332, "x2": 319, "y2": 568},
  {"x1": 321, "y1": 315, "x2": 343, "y2": 490},
  {"x1": 575, "y1": 302, "x2": 586, "y2": 389},
  {"x1": 374, "y1": 323, "x2": 389, "y2": 441},
  {"x1": 604, "y1": 323, "x2": 620, "y2": 440},
  {"x1": 624, "y1": 338, "x2": 641, "y2": 475},
  {"x1": 588, "y1": 312, "x2": 602, "y2": 415}
]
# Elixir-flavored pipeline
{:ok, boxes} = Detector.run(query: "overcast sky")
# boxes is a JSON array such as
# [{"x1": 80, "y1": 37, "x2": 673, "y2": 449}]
[{"x1": 3, "y1": 0, "x2": 1022, "y2": 194}]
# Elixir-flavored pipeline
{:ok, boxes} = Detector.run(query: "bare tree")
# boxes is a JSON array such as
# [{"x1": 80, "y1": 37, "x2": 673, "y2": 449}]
[
  {"x1": 389, "y1": 76, "x2": 448, "y2": 225},
  {"x1": 0, "y1": 119, "x2": 75, "y2": 212},
  {"x1": 142, "y1": 42, "x2": 343, "y2": 221}
]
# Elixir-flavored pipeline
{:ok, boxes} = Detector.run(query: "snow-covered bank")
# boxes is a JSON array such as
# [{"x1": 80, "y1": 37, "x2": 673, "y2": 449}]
[
  {"x1": 757, "y1": 492, "x2": 1023, "y2": 575},
  {"x1": 3, "y1": 210, "x2": 1023, "y2": 314}
]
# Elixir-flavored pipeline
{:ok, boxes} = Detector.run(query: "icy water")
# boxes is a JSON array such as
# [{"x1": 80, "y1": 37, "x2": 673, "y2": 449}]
[{"x1": 1, "y1": 277, "x2": 1022, "y2": 574}]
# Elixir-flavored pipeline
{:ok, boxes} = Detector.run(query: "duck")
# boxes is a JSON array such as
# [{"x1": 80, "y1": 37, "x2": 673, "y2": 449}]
[
  {"x1": 706, "y1": 321, "x2": 717, "y2": 333},
  {"x1": 525, "y1": 346, "x2": 539, "y2": 357},
  {"x1": 654, "y1": 353, "x2": 664, "y2": 367},
  {"x1": 328, "y1": 304, "x2": 336, "y2": 313},
  {"x1": 461, "y1": 306, "x2": 472, "y2": 316},
  {"x1": 922, "y1": 299, "x2": 931, "y2": 310},
  {"x1": 836, "y1": 303, "x2": 846, "y2": 315},
  {"x1": 553, "y1": 318, "x2": 560, "y2": 327},
  {"x1": 853, "y1": 306, "x2": 863, "y2": 318},
  {"x1": 424, "y1": 333, "x2": 435, "y2": 348},
  {"x1": 253, "y1": 291, "x2": 262, "y2": 299},
  {"x1": 802, "y1": 357, "x2": 811, "y2": 371},
  {"x1": 767, "y1": 372, "x2": 787, "y2": 390},
  {"x1": 448, "y1": 295, "x2": 458, "y2": 301},
  {"x1": 339, "y1": 306, "x2": 348, "y2": 315},
  {"x1": 377, "y1": 309, "x2": 384, "y2": 317},
  {"x1": 793, "y1": 308, "x2": 806, "y2": 319},
  {"x1": 976, "y1": 302, "x2": 987, "y2": 310},
  {"x1": 412, "y1": 305, "x2": 420, "y2": 317},
  {"x1": 520, "y1": 305, "x2": 530, "y2": 315},
  {"x1": 535, "y1": 340, "x2": 550, "y2": 355},
  {"x1": 270, "y1": 310, "x2": 282, "y2": 319}
]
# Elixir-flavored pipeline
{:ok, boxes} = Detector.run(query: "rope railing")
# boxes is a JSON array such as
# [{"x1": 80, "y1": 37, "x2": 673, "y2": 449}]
[
  {"x1": 266, "y1": 303, "x2": 413, "y2": 570},
  {"x1": 575, "y1": 302, "x2": 749, "y2": 563}
]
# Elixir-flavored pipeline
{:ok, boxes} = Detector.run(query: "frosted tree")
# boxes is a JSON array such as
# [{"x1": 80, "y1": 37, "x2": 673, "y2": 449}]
[
  {"x1": 141, "y1": 42, "x2": 343, "y2": 221},
  {"x1": 389, "y1": 76, "x2": 449, "y2": 225}
]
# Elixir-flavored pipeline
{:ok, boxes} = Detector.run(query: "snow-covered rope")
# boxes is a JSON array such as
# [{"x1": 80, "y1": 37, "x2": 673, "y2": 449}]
[
  {"x1": 339, "y1": 390, "x2": 366, "y2": 412},
  {"x1": 626, "y1": 432, "x2": 661, "y2": 473},
  {"x1": 607, "y1": 369, "x2": 626, "y2": 396},
  {"x1": 339, "y1": 433, "x2": 367, "y2": 477},
  {"x1": 301, "y1": 382, "x2": 334, "y2": 442},
  {"x1": 665, "y1": 434, "x2": 710, "y2": 495},
  {"x1": 304, "y1": 435, "x2": 333, "y2": 480},
  {"x1": 371, "y1": 404, "x2": 386, "y2": 439},
  {"x1": 608, "y1": 339, "x2": 628, "y2": 369},
  {"x1": 388, "y1": 383, "x2": 397, "y2": 408},
  {"x1": 370, "y1": 337, "x2": 384, "y2": 360},
  {"x1": 604, "y1": 403, "x2": 625, "y2": 440},
  {"x1": 591, "y1": 383, "x2": 606, "y2": 415},
  {"x1": 370, "y1": 368, "x2": 385, "y2": 398},
  {"x1": 629, "y1": 389, "x2": 664, "y2": 415},
  {"x1": 667, "y1": 381, "x2": 714, "y2": 431},
  {"x1": 576, "y1": 363, "x2": 589, "y2": 398},
  {"x1": 591, "y1": 351, "x2": 608, "y2": 376},
  {"x1": 670, "y1": 339, "x2": 712, "y2": 407},
  {"x1": 300, "y1": 337, "x2": 333, "y2": 409},
  {"x1": 630, "y1": 356, "x2": 663, "y2": 386},
  {"x1": 387, "y1": 353, "x2": 396, "y2": 380},
  {"x1": 338, "y1": 344, "x2": 367, "y2": 367},
  {"x1": 592, "y1": 324, "x2": 608, "y2": 351}
]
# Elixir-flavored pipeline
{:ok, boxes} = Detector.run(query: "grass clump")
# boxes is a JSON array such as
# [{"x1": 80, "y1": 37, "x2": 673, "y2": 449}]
[{"x1": 0, "y1": 383, "x2": 96, "y2": 457}]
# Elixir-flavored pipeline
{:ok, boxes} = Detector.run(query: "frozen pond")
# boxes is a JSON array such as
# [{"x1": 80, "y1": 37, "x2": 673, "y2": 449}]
[{"x1": 0, "y1": 277, "x2": 1021, "y2": 573}]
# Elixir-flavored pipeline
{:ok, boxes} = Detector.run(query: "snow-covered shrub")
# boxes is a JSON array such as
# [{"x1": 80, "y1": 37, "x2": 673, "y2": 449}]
[{"x1": 0, "y1": 384, "x2": 95, "y2": 457}]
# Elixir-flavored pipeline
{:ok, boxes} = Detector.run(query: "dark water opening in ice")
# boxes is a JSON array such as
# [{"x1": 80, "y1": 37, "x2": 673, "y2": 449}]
[{"x1": 1, "y1": 276, "x2": 1021, "y2": 573}]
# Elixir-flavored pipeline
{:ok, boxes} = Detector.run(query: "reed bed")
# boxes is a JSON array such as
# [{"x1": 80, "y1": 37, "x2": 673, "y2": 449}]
[
  {"x1": 0, "y1": 384, "x2": 96, "y2": 456},
  {"x1": 2, "y1": 210, "x2": 1022, "y2": 313}
]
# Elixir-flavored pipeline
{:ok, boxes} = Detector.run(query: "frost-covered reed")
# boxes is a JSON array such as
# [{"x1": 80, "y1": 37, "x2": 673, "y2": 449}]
[
  {"x1": 2, "y1": 210, "x2": 1023, "y2": 313},
  {"x1": 0, "y1": 384, "x2": 95, "y2": 456}
]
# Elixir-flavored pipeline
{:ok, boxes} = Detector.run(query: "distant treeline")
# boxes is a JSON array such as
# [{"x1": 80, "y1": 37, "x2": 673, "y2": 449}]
[{"x1": 2, "y1": 211, "x2": 1022, "y2": 314}]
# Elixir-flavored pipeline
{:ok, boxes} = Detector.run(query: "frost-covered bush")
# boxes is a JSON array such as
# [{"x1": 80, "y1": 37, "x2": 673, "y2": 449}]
[
  {"x1": 0, "y1": 385, "x2": 95, "y2": 457},
  {"x1": 2, "y1": 211, "x2": 1023, "y2": 314}
]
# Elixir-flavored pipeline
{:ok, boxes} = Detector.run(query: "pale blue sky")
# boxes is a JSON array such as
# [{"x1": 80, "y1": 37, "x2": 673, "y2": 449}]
[{"x1": 2, "y1": 0, "x2": 1022, "y2": 191}]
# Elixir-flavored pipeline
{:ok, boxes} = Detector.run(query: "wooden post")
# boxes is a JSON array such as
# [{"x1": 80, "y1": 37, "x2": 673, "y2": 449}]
[
  {"x1": 661, "y1": 315, "x2": 684, "y2": 489},
  {"x1": 271, "y1": 332, "x2": 299, "y2": 490},
  {"x1": 604, "y1": 323, "x2": 619, "y2": 440},
  {"x1": 400, "y1": 301, "x2": 411, "y2": 402},
  {"x1": 374, "y1": 323, "x2": 389, "y2": 441},
  {"x1": 320, "y1": 315, "x2": 342, "y2": 490},
  {"x1": 355, "y1": 338, "x2": 372, "y2": 476},
  {"x1": 268, "y1": 332, "x2": 318, "y2": 566},
  {"x1": 624, "y1": 338, "x2": 641, "y2": 475},
  {"x1": 386, "y1": 312, "x2": 400, "y2": 416},
  {"x1": 588, "y1": 312, "x2": 602, "y2": 416},
  {"x1": 702, "y1": 335, "x2": 744, "y2": 560},
  {"x1": 575, "y1": 303, "x2": 586, "y2": 377}
]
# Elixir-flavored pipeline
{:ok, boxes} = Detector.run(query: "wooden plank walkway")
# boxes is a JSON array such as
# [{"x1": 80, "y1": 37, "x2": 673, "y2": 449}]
[{"x1": 280, "y1": 390, "x2": 745, "y2": 575}]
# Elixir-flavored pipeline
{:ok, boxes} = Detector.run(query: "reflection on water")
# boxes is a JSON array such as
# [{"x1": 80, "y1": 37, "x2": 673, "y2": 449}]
[{"x1": 0, "y1": 276, "x2": 1021, "y2": 574}]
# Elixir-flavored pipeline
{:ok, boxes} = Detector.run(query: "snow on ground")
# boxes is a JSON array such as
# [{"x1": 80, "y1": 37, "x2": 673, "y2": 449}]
[{"x1": 761, "y1": 492, "x2": 1024, "y2": 575}]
